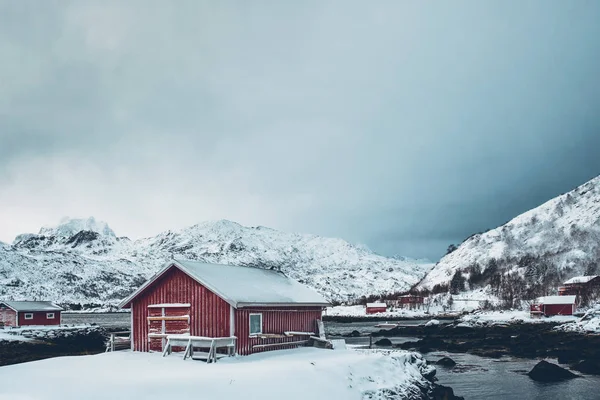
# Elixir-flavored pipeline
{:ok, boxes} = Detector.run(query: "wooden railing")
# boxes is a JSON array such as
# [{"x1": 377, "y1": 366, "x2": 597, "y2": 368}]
[{"x1": 105, "y1": 331, "x2": 131, "y2": 352}]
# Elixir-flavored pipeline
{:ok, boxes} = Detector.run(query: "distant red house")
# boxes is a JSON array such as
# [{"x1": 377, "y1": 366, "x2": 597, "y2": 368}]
[
  {"x1": 0, "y1": 301, "x2": 63, "y2": 327},
  {"x1": 558, "y1": 275, "x2": 600, "y2": 298},
  {"x1": 365, "y1": 302, "x2": 387, "y2": 314},
  {"x1": 399, "y1": 295, "x2": 425, "y2": 309},
  {"x1": 119, "y1": 260, "x2": 330, "y2": 356},
  {"x1": 530, "y1": 295, "x2": 576, "y2": 317}
]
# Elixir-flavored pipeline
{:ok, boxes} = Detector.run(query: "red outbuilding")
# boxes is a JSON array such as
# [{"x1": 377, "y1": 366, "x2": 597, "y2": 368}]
[
  {"x1": 365, "y1": 302, "x2": 387, "y2": 314},
  {"x1": 530, "y1": 295, "x2": 576, "y2": 317},
  {"x1": 119, "y1": 260, "x2": 330, "y2": 356},
  {"x1": 0, "y1": 301, "x2": 63, "y2": 327}
]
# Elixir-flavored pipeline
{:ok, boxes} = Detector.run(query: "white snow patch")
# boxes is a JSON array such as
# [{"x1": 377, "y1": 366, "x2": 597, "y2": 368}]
[
  {"x1": 555, "y1": 306, "x2": 600, "y2": 334},
  {"x1": 0, "y1": 348, "x2": 434, "y2": 400},
  {"x1": 458, "y1": 310, "x2": 577, "y2": 327}
]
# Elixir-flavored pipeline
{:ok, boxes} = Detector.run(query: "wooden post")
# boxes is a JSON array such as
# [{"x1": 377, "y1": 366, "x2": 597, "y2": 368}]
[{"x1": 369, "y1": 334, "x2": 372, "y2": 349}]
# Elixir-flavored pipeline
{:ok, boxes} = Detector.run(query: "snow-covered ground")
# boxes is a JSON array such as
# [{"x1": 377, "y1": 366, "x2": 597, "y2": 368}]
[
  {"x1": 326, "y1": 288, "x2": 500, "y2": 318},
  {"x1": 0, "y1": 348, "x2": 434, "y2": 400},
  {"x1": 326, "y1": 305, "x2": 431, "y2": 319},
  {"x1": 0, "y1": 330, "x2": 32, "y2": 342},
  {"x1": 555, "y1": 307, "x2": 600, "y2": 334},
  {"x1": 457, "y1": 310, "x2": 576, "y2": 327},
  {"x1": 0, "y1": 325, "x2": 100, "y2": 342}
]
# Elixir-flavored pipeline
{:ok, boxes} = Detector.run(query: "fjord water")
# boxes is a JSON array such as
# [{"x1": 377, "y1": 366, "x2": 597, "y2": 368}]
[{"x1": 427, "y1": 351, "x2": 599, "y2": 400}]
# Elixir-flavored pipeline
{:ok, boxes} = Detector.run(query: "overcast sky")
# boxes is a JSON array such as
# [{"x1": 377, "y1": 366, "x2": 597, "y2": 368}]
[{"x1": 1, "y1": 1, "x2": 600, "y2": 260}]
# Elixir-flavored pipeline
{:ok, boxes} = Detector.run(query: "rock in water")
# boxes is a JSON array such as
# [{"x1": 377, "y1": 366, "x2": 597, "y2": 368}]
[
  {"x1": 572, "y1": 360, "x2": 600, "y2": 375},
  {"x1": 436, "y1": 357, "x2": 457, "y2": 367},
  {"x1": 528, "y1": 360, "x2": 578, "y2": 382},
  {"x1": 430, "y1": 384, "x2": 464, "y2": 400},
  {"x1": 374, "y1": 338, "x2": 392, "y2": 346}
]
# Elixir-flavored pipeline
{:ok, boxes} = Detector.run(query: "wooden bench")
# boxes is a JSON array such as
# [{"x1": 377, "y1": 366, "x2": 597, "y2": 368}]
[{"x1": 163, "y1": 335, "x2": 237, "y2": 363}]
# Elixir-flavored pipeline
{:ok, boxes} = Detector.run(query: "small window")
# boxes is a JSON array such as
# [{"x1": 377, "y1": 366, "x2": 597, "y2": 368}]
[
  {"x1": 24, "y1": 313, "x2": 33, "y2": 320},
  {"x1": 249, "y1": 313, "x2": 262, "y2": 336},
  {"x1": 46, "y1": 313, "x2": 55, "y2": 319}
]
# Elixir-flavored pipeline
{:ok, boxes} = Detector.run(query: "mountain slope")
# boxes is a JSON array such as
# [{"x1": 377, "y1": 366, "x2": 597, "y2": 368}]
[
  {"x1": 0, "y1": 218, "x2": 432, "y2": 307},
  {"x1": 417, "y1": 175, "x2": 600, "y2": 298}
]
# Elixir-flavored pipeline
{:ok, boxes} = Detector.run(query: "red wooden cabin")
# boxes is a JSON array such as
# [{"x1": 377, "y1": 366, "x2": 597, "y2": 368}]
[
  {"x1": 365, "y1": 302, "x2": 387, "y2": 314},
  {"x1": 399, "y1": 295, "x2": 425, "y2": 309},
  {"x1": 0, "y1": 301, "x2": 63, "y2": 327},
  {"x1": 119, "y1": 260, "x2": 330, "y2": 356},
  {"x1": 558, "y1": 275, "x2": 600, "y2": 296},
  {"x1": 530, "y1": 295, "x2": 576, "y2": 317}
]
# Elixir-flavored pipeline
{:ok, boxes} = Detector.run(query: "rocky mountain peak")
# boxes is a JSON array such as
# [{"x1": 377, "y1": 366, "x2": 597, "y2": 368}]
[{"x1": 38, "y1": 217, "x2": 116, "y2": 238}]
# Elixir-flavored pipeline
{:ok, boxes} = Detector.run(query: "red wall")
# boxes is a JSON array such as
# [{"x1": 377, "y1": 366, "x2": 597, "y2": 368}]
[
  {"x1": 235, "y1": 307, "x2": 323, "y2": 355},
  {"x1": 543, "y1": 304, "x2": 574, "y2": 316},
  {"x1": 366, "y1": 307, "x2": 387, "y2": 314},
  {"x1": 130, "y1": 266, "x2": 231, "y2": 352},
  {"x1": 129, "y1": 265, "x2": 324, "y2": 355},
  {"x1": 0, "y1": 308, "x2": 17, "y2": 327},
  {"x1": 17, "y1": 311, "x2": 61, "y2": 326}
]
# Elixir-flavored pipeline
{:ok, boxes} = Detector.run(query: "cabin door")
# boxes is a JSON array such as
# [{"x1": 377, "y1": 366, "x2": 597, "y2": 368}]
[{"x1": 147, "y1": 304, "x2": 191, "y2": 352}]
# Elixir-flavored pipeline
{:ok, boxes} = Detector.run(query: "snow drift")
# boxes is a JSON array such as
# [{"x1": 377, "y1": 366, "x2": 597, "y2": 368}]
[{"x1": 0, "y1": 348, "x2": 437, "y2": 400}]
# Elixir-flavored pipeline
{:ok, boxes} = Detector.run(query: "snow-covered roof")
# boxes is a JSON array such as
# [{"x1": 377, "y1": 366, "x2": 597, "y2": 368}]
[
  {"x1": 366, "y1": 303, "x2": 387, "y2": 308},
  {"x1": 536, "y1": 295, "x2": 576, "y2": 305},
  {"x1": 119, "y1": 260, "x2": 330, "y2": 309},
  {"x1": 0, "y1": 301, "x2": 63, "y2": 312},
  {"x1": 564, "y1": 275, "x2": 599, "y2": 285}
]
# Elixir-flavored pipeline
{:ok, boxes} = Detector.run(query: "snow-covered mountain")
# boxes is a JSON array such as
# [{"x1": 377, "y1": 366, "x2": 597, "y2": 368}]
[
  {"x1": 417, "y1": 175, "x2": 600, "y2": 296},
  {"x1": 0, "y1": 218, "x2": 432, "y2": 308}
]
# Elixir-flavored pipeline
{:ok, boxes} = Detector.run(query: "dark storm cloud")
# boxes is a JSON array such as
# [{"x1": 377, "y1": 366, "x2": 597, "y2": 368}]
[{"x1": 1, "y1": 1, "x2": 600, "y2": 260}]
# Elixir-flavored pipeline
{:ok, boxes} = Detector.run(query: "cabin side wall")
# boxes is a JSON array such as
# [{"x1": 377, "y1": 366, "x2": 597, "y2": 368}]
[
  {"x1": 366, "y1": 307, "x2": 387, "y2": 314},
  {"x1": 16, "y1": 311, "x2": 61, "y2": 326},
  {"x1": 130, "y1": 267, "x2": 231, "y2": 352},
  {"x1": 0, "y1": 308, "x2": 17, "y2": 327},
  {"x1": 235, "y1": 307, "x2": 323, "y2": 355},
  {"x1": 544, "y1": 303, "x2": 574, "y2": 316}
]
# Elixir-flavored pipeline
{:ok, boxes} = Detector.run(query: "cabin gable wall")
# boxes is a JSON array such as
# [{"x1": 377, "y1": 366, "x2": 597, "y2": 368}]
[
  {"x1": 130, "y1": 267, "x2": 231, "y2": 352},
  {"x1": 0, "y1": 307, "x2": 17, "y2": 327}
]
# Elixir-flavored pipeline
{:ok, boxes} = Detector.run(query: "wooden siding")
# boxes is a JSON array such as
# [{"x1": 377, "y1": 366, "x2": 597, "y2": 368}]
[
  {"x1": 17, "y1": 311, "x2": 61, "y2": 326},
  {"x1": 235, "y1": 307, "x2": 323, "y2": 355},
  {"x1": 131, "y1": 266, "x2": 231, "y2": 352},
  {"x1": 148, "y1": 306, "x2": 190, "y2": 352},
  {"x1": 0, "y1": 307, "x2": 17, "y2": 327},
  {"x1": 544, "y1": 303, "x2": 575, "y2": 316},
  {"x1": 366, "y1": 306, "x2": 387, "y2": 314}
]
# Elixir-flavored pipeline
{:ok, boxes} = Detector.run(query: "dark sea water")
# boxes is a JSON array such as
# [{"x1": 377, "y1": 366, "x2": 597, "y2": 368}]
[
  {"x1": 427, "y1": 351, "x2": 600, "y2": 400},
  {"x1": 62, "y1": 312, "x2": 131, "y2": 329},
  {"x1": 327, "y1": 321, "x2": 599, "y2": 400},
  {"x1": 61, "y1": 315, "x2": 599, "y2": 399}
]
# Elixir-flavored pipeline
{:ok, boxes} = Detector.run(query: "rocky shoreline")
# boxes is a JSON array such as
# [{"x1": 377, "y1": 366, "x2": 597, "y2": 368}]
[
  {"x1": 0, "y1": 326, "x2": 107, "y2": 366},
  {"x1": 371, "y1": 321, "x2": 600, "y2": 375}
]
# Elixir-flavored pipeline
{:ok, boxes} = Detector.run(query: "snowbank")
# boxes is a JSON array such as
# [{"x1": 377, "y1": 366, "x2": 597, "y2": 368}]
[
  {"x1": 458, "y1": 310, "x2": 576, "y2": 327},
  {"x1": 555, "y1": 307, "x2": 600, "y2": 334},
  {"x1": 0, "y1": 330, "x2": 32, "y2": 343},
  {"x1": 0, "y1": 348, "x2": 436, "y2": 400},
  {"x1": 326, "y1": 305, "x2": 430, "y2": 319}
]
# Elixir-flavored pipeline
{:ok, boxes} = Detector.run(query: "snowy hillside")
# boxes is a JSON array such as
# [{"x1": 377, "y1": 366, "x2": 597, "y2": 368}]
[
  {"x1": 417, "y1": 175, "x2": 600, "y2": 298},
  {"x1": 0, "y1": 218, "x2": 432, "y2": 308}
]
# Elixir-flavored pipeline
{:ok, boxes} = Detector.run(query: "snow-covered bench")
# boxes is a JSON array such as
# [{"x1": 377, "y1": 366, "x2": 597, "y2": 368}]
[{"x1": 163, "y1": 335, "x2": 237, "y2": 363}]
